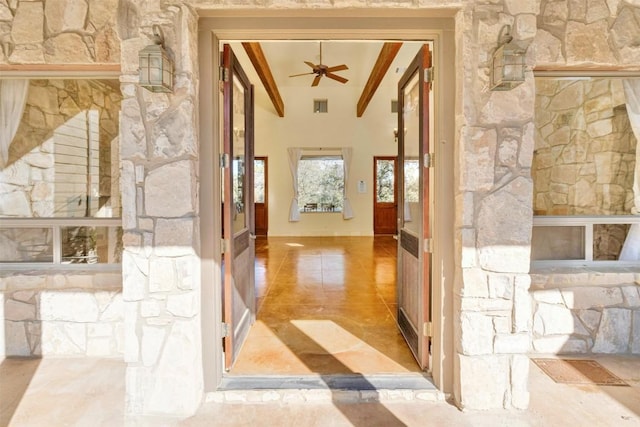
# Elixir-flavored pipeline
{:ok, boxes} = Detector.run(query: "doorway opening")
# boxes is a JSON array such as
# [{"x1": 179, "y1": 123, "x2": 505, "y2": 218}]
[
  {"x1": 220, "y1": 39, "x2": 433, "y2": 377},
  {"x1": 198, "y1": 12, "x2": 456, "y2": 395}
]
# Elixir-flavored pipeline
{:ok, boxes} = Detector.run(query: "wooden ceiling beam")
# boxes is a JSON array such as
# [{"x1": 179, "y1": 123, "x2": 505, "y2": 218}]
[
  {"x1": 242, "y1": 42, "x2": 285, "y2": 118},
  {"x1": 357, "y1": 42, "x2": 402, "y2": 118}
]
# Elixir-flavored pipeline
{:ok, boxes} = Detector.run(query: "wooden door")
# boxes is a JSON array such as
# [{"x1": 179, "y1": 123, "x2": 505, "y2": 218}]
[
  {"x1": 373, "y1": 156, "x2": 397, "y2": 235},
  {"x1": 397, "y1": 44, "x2": 432, "y2": 369},
  {"x1": 254, "y1": 157, "x2": 268, "y2": 236},
  {"x1": 222, "y1": 44, "x2": 256, "y2": 369}
]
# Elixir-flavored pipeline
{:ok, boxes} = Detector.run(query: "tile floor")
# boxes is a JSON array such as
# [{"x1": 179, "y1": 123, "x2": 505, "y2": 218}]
[{"x1": 230, "y1": 236, "x2": 421, "y2": 375}]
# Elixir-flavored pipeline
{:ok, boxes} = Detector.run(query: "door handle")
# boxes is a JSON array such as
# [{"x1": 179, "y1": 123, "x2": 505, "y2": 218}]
[{"x1": 250, "y1": 233, "x2": 257, "y2": 240}]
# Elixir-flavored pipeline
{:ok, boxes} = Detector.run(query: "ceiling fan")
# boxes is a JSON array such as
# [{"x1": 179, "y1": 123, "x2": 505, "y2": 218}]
[{"x1": 289, "y1": 42, "x2": 349, "y2": 87}]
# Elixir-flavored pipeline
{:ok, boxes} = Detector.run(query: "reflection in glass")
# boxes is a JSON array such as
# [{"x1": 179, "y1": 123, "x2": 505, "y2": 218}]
[
  {"x1": 1, "y1": 80, "x2": 122, "y2": 219},
  {"x1": 376, "y1": 159, "x2": 395, "y2": 203},
  {"x1": 232, "y1": 76, "x2": 246, "y2": 233},
  {"x1": 255, "y1": 159, "x2": 265, "y2": 203},
  {"x1": 0, "y1": 228, "x2": 53, "y2": 262},
  {"x1": 403, "y1": 73, "x2": 421, "y2": 234},
  {"x1": 61, "y1": 226, "x2": 122, "y2": 264}
]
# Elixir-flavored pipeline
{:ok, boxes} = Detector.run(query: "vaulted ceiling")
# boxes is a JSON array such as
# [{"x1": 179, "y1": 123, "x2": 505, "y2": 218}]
[{"x1": 229, "y1": 40, "x2": 427, "y2": 117}]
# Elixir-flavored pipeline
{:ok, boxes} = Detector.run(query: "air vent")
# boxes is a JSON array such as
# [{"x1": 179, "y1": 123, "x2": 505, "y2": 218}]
[
  {"x1": 391, "y1": 100, "x2": 398, "y2": 113},
  {"x1": 314, "y1": 99, "x2": 328, "y2": 113}
]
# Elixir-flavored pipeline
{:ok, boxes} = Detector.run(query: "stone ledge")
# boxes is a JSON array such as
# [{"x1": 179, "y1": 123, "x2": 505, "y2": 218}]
[{"x1": 531, "y1": 266, "x2": 640, "y2": 289}]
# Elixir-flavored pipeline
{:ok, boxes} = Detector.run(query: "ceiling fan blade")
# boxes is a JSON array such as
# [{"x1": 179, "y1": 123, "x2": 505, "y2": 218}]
[
  {"x1": 325, "y1": 72, "x2": 348, "y2": 84},
  {"x1": 326, "y1": 64, "x2": 348, "y2": 73},
  {"x1": 312, "y1": 75, "x2": 322, "y2": 87},
  {"x1": 304, "y1": 61, "x2": 317, "y2": 69},
  {"x1": 289, "y1": 72, "x2": 315, "y2": 77}
]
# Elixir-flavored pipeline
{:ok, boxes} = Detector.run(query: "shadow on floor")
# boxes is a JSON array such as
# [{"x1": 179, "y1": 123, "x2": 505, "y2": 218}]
[{"x1": 0, "y1": 357, "x2": 41, "y2": 426}]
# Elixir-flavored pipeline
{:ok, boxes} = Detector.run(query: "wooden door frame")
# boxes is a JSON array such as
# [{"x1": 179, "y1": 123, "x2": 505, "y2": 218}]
[{"x1": 198, "y1": 15, "x2": 456, "y2": 396}]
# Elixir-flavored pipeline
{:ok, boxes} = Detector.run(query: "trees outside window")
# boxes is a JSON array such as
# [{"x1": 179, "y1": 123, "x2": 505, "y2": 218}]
[{"x1": 298, "y1": 156, "x2": 344, "y2": 212}]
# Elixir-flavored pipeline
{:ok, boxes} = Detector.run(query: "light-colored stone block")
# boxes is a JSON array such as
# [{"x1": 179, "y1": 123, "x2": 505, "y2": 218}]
[
  {"x1": 5, "y1": 299, "x2": 35, "y2": 321},
  {"x1": 533, "y1": 303, "x2": 575, "y2": 336},
  {"x1": 494, "y1": 333, "x2": 530, "y2": 354},
  {"x1": 145, "y1": 160, "x2": 195, "y2": 217},
  {"x1": 632, "y1": 311, "x2": 640, "y2": 354},
  {"x1": 533, "y1": 336, "x2": 588, "y2": 353},
  {"x1": 592, "y1": 308, "x2": 631, "y2": 353},
  {"x1": 149, "y1": 258, "x2": 176, "y2": 293},
  {"x1": 39, "y1": 292, "x2": 99, "y2": 322},
  {"x1": 458, "y1": 354, "x2": 510, "y2": 409},
  {"x1": 154, "y1": 218, "x2": 195, "y2": 257},
  {"x1": 5, "y1": 321, "x2": 30, "y2": 356},
  {"x1": 41, "y1": 322, "x2": 87, "y2": 355},
  {"x1": 11, "y1": 1, "x2": 44, "y2": 44},
  {"x1": 143, "y1": 319, "x2": 203, "y2": 415},
  {"x1": 460, "y1": 312, "x2": 494, "y2": 355},
  {"x1": 622, "y1": 286, "x2": 640, "y2": 307},
  {"x1": 167, "y1": 292, "x2": 198, "y2": 318},
  {"x1": 561, "y1": 287, "x2": 623, "y2": 309},
  {"x1": 141, "y1": 326, "x2": 166, "y2": 367},
  {"x1": 511, "y1": 354, "x2": 530, "y2": 409}
]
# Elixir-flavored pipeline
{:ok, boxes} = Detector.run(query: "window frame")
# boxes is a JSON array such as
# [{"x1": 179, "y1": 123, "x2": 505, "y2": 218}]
[{"x1": 531, "y1": 68, "x2": 640, "y2": 269}]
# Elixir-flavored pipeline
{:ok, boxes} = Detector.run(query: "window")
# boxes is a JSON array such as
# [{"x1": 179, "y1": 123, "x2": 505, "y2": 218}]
[
  {"x1": 313, "y1": 99, "x2": 328, "y2": 113},
  {"x1": 0, "y1": 79, "x2": 122, "y2": 265},
  {"x1": 531, "y1": 76, "x2": 640, "y2": 265},
  {"x1": 298, "y1": 155, "x2": 343, "y2": 212}
]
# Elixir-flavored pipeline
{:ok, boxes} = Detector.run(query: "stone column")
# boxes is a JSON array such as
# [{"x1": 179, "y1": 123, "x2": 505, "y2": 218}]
[
  {"x1": 119, "y1": 4, "x2": 203, "y2": 416},
  {"x1": 453, "y1": 1, "x2": 539, "y2": 410}
]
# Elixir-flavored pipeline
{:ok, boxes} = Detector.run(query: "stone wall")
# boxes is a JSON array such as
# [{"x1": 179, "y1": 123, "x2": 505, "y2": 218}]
[
  {"x1": 530, "y1": 272, "x2": 640, "y2": 354},
  {"x1": 1, "y1": 272, "x2": 123, "y2": 358},
  {"x1": 0, "y1": 0, "x2": 120, "y2": 64}
]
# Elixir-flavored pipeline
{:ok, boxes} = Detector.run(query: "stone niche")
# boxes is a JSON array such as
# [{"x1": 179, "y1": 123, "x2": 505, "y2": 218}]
[{"x1": 532, "y1": 78, "x2": 637, "y2": 261}]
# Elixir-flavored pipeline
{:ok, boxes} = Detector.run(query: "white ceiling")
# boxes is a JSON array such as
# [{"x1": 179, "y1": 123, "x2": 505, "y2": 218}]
[{"x1": 229, "y1": 40, "x2": 426, "y2": 94}]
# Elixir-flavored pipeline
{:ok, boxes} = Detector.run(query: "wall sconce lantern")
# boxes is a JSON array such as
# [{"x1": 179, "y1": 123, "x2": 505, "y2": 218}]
[
  {"x1": 139, "y1": 25, "x2": 174, "y2": 93},
  {"x1": 490, "y1": 25, "x2": 526, "y2": 91}
]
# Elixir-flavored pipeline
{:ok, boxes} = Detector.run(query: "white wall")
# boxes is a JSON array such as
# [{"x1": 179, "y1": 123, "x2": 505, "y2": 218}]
[{"x1": 254, "y1": 81, "x2": 401, "y2": 236}]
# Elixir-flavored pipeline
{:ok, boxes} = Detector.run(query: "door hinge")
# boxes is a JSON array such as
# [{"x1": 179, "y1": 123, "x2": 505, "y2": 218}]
[
  {"x1": 424, "y1": 67, "x2": 434, "y2": 83},
  {"x1": 219, "y1": 67, "x2": 229, "y2": 82},
  {"x1": 424, "y1": 153, "x2": 434, "y2": 168},
  {"x1": 220, "y1": 153, "x2": 229, "y2": 168},
  {"x1": 221, "y1": 238, "x2": 226, "y2": 254},
  {"x1": 424, "y1": 238, "x2": 433, "y2": 253},
  {"x1": 423, "y1": 321, "x2": 433, "y2": 337},
  {"x1": 221, "y1": 322, "x2": 230, "y2": 337}
]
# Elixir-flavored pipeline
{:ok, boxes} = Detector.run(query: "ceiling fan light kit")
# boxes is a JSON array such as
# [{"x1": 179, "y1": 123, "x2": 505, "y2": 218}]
[{"x1": 289, "y1": 42, "x2": 349, "y2": 86}]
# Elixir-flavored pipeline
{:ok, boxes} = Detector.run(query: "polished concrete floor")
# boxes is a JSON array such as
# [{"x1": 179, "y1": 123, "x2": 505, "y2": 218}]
[
  {"x1": 230, "y1": 236, "x2": 421, "y2": 375},
  {"x1": 2, "y1": 355, "x2": 639, "y2": 426}
]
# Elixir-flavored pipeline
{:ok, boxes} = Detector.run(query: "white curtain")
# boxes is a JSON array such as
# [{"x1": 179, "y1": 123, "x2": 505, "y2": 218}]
[
  {"x1": 341, "y1": 147, "x2": 354, "y2": 219},
  {"x1": 287, "y1": 147, "x2": 303, "y2": 222},
  {"x1": 619, "y1": 79, "x2": 640, "y2": 260},
  {"x1": 0, "y1": 79, "x2": 29, "y2": 168}
]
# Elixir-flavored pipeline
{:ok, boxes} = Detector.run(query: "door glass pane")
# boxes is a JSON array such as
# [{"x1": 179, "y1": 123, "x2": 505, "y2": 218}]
[
  {"x1": 403, "y1": 73, "x2": 421, "y2": 234},
  {"x1": 376, "y1": 159, "x2": 395, "y2": 203},
  {"x1": 254, "y1": 159, "x2": 265, "y2": 203},
  {"x1": 232, "y1": 75, "x2": 246, "y2": 233}
]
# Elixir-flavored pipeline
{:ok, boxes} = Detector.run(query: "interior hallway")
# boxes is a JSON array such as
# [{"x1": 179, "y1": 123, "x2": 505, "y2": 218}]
[{"x1": 230, "y1": 236, "x2": 421, "y2": 375}]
